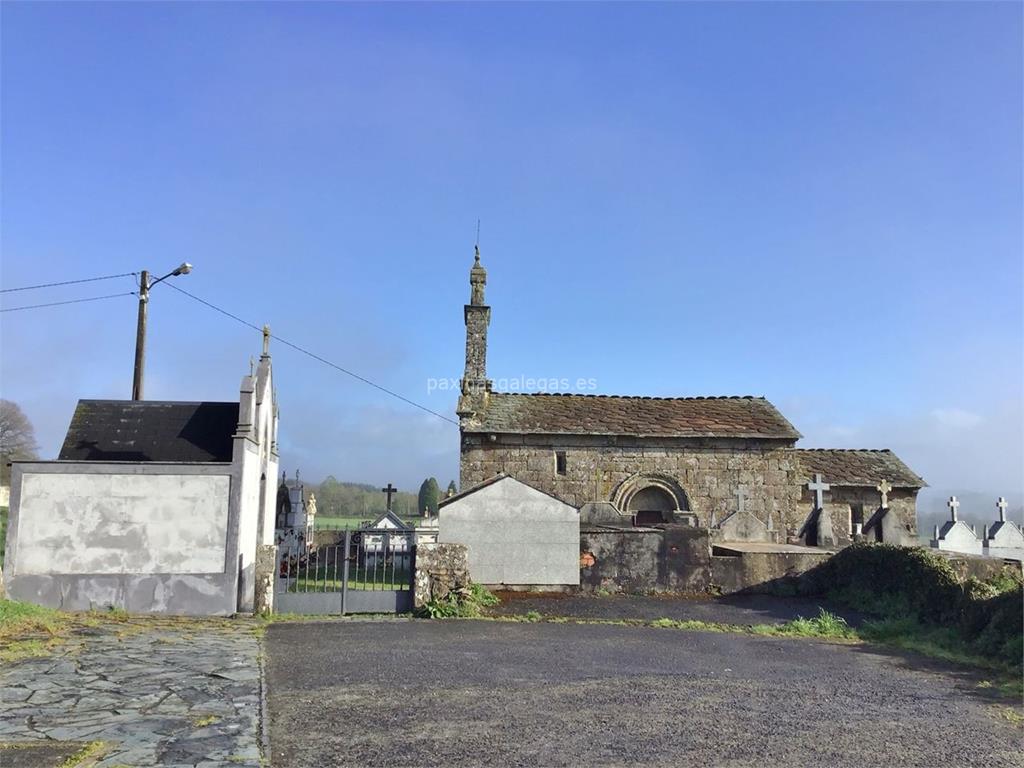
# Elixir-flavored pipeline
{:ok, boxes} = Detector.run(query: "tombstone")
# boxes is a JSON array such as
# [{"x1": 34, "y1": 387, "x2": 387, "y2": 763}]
[
  {"x1": 931, "y1": 496, "x2": 983, "y2": 556},
  {"x1": 714, "y1": 486, "x2": 775, "y2": 543},
  {"x1": 983, "y1": 496, "x2": 1024, "y2": 560}
]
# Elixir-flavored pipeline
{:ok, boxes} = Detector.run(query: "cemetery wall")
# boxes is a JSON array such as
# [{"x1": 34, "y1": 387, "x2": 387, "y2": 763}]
[
  {"x1": 3, "y1": 461, "x2": 244, "y2": 615},
  {"x1": 461, "y1": 435, "x2": 802, "y2": 533},
  {"x1": 579, "y1": 525, "x2": 830, "y2": 594}
]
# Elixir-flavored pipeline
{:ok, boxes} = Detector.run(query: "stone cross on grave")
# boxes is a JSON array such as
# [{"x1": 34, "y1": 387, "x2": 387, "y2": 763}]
[
  {"x1": 996, "y1": 497, "x2": 1008, "y2": 522},
  {"x1": 381, "y1": 483, "x2": 397, "y2": 512},
  {"x1": 947, "y1": 496, "x2": 960, "y2": 522},
  {"x1": 734, "y1": 487, "x2": 748, "y2": 514},
  {"x1": 876, "y1": 479, "x2": 892, "y2": 509},
  {"x1": 808, "y1": 474, "x2": 830, "y2": 510}
]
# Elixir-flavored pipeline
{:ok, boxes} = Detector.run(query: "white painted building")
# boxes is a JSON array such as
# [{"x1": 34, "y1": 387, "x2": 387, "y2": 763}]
[
  {"x1": 438, "y1": 474, "x2": 580, "y2": 587},
  {"x1": 2, "y1": 335, "x2": 279, "y2": 615}
]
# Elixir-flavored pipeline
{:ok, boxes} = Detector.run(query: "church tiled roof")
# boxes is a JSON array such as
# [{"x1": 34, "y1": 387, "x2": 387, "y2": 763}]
[
  {"x1": 794, "y1": 449, "x2": 925, "y2": 489},
  {"x1": 465, "y1": 393, "x2": 801, "y2": 440},
  {"x1": 59, "y1": 400, "x2": 239, "y2": 463}
]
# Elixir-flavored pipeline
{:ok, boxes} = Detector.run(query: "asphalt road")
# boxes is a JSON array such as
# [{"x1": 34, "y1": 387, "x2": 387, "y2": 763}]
[{"x1": 265, "y1": 620, "x2": 1021, "y2": 767}]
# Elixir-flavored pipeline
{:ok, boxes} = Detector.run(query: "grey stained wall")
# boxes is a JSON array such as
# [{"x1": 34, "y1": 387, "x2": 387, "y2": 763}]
[
  {"x1": 461, "y1": 435, "x2": 803, "y2": 535},
  {"x1": 438, "y1": 476, "x2": 579, "y2": 586},
  {"x1": 3, "y1": 462, "x2": 242, "y2": 615}
]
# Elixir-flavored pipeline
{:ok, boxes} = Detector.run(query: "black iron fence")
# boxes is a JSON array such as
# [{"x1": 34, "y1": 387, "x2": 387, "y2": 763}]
[{"x1": 275, "y1": 528, "x2": 416, "y2": 614}]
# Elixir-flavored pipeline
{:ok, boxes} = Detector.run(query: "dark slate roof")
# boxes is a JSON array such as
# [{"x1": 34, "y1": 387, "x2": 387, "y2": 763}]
[
  {"x1": 793, "y1": 449, "x2": 925, "y2": 489},
  {"x1": 466, "y1": 393, "x2": 801, "y2": 440},
  {"x1": 59, "y1": 400, "x2": 239, "y2": 462}
]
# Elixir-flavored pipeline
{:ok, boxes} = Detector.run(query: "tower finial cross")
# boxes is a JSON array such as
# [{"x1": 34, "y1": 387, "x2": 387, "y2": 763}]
[{"x1": 996, "y1": 496, "x2": 1008, "y2": 522}]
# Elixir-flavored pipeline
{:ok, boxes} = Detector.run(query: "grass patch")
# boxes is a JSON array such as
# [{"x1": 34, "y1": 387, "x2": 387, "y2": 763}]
[
  {"x1": 58, "y1": 740, "x2": 109, "y2": 767},
  {"x1": 191, "y1": 713, "x2": 220, "y2": 728},
  {"x1": 314, "y1": 516, "x2": 421, "y2": 530},
  {"x1": 0, "y1": 600, "x2": 137, "y2": 663},
  {"x1": 0, "y1": 600, "x2": 77, "y2": 662},
  {"x1": 285, "y1": 564, "x2": 412, "y2": 592}
]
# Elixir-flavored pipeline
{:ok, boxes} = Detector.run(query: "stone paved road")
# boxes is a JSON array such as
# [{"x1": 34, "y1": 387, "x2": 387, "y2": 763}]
[
  {"x1": 0, "y1": 619, "x2": 263, "y2": 767},
  {"x1": 266, "y1": 620, "x2": 1022, "y2": 768},
  {"x1": 487, "y1": 592, "x2": 867, "y2": 626}
]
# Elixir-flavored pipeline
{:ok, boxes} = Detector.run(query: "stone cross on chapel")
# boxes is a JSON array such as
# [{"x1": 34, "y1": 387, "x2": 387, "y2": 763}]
[
  {"x1": 734, "y1": 487, "x2": 748, "y2": 514},
  {"x1": 808, "y1": 474, "x2": 830, "y2": 510},
  {"x1": 996, "y1": 496, "x2": 1008, "y2": 522},
  {"x1": 381, "y1": 483, "x2": 397, "y2": 512},
  {"x1": 876, "y1": 479, "x2": 892, "y2": 509},
  {"x1": 947, "y1": 496, "x2": 960, "y2": 522}
]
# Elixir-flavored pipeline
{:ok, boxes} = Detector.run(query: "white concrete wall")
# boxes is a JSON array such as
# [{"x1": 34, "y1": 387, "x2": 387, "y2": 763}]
[
  {"x1": 15, "y1": 472, "x2": 230, "y2": 575},
  {"x1": 235, "y1": 441, "x2": 262, "y2": 612},
  {"x1": 439, "y1": 477, "x2": 579, "y2": 585},
  {"x1": 4, "y1": 463, "x2": 241, "y2": 615}
]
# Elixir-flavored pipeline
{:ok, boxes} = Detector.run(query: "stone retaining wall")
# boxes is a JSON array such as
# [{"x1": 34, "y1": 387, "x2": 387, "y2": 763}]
[{"x1": 579, "y1": 525, "x2": 837, "y2": 595}]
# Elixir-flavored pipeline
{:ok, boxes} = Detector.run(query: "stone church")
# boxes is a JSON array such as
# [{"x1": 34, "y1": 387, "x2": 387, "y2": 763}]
[{"x1": 456, "y1": 249, "x2": 924, "y2": 548}]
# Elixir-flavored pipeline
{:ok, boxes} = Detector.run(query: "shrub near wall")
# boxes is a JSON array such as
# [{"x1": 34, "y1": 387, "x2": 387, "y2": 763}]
[{"x1": 799, "y1": 543, "x2": 1023, "y2": 667}]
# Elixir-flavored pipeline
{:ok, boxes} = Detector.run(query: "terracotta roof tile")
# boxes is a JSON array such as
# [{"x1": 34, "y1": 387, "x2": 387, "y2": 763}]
[
  {"x1": 465, "y1": 393, "x2": 801, "y2": 440},
  {"x1": 794, "y1": 449, "x2": 925, "y2": 489}
]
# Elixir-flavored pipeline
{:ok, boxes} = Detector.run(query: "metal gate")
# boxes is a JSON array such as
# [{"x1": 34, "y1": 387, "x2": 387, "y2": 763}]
[{"x1": 275, "y1": 529, "x2": 415, "y2": 614}]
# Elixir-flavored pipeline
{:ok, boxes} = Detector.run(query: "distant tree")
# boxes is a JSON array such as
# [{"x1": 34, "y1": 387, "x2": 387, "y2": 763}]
[
  {"x1": 0, "y1": 400, "x2": 39, "y2": 486},
  {"x1": 418, "y1": 477, "x2": 440, "y2": 517},
  {"x1": 446, "y1": 480, "x2": 457, "y2": 498}
]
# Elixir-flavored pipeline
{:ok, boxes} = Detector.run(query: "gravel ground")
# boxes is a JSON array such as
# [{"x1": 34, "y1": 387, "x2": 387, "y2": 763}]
[
  {"x1": 265, "y1": 620, "x2": 1022, "y2": 768},
  {"x1": 486, "y1": 592, "x2": 867, "y2": 626}
]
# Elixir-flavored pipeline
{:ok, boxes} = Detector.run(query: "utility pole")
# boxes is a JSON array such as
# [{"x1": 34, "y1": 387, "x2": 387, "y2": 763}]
[
  {"x1": 132, "y1": 263, "x2": 193, "y2": 400},
  {"x1": 132, "y1": 270, "x2": 149, "y2": 401}
]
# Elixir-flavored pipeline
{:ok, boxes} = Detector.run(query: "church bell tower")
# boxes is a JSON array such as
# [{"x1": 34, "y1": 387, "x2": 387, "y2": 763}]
[{"x1": 457, "y1": 246, "x2": 491, "y2": 419}]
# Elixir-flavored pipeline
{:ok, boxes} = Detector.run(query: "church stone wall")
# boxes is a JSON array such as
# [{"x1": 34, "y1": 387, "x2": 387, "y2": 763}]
[{"x1": 460, "y1": 435, "x2": 804, "y2": 537}]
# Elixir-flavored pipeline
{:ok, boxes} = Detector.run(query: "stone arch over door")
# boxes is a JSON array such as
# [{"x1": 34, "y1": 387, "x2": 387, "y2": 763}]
[{"x1": 612, "y1": 473, "x2": 690, "y2": 526}]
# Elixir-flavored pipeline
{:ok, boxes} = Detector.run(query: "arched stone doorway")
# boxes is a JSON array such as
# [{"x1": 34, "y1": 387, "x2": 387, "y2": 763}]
[
  {"x1": 627, "y1": 486, "x2": 678, "y2": 526},
  {"x1": 612, "y1": 473, "x2": 690, "y2": 527}
]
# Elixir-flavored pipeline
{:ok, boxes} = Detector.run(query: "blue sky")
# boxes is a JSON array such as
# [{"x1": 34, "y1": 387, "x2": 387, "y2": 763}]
[{"x1": 2, "y1": 2, "x2": 1021, "y2": 518}]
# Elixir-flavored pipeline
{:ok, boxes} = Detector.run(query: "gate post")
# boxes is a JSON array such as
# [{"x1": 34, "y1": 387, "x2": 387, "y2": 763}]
[
  {"x1": 341, "y1": 529, "x2": 351, "y2": 615},
  {"x1": 254, "y1": 544, "x2": 278, "y2": 616}
]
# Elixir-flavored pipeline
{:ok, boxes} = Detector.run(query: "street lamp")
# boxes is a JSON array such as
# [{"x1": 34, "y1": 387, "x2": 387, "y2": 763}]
[{"x1": 132, "y1": 263, "x2": 193, "y2": 400}]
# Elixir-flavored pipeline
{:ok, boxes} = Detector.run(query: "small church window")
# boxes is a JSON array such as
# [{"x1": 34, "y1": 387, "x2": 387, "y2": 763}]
[{"x1": 555, "y1": 451, "x2": 567, "y2": 475}]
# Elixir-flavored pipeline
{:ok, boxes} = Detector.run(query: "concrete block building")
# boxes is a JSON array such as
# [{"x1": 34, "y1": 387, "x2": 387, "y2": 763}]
[
  {"x1": 454, "y1": 249, "x2": 923, "y2": 548},
  {"x1": 438, "y1": 474, "x2": 579, "y2": 586},
  {"x1": 2, "y1": 334, "x2": 279, "y2": 615}
]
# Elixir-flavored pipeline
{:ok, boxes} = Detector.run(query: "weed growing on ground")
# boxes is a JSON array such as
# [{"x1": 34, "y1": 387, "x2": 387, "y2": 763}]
[{"x1": 420, "y1": 583, "x2": 500, "y2": 618}]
